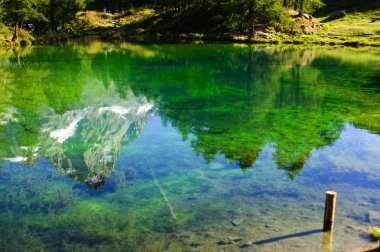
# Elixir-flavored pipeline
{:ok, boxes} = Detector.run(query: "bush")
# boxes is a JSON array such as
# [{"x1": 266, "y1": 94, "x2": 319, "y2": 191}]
[
  {"x1": 0, "y1": 23, "x2": 12, "y2": 42},
  {"x1": 20, "y1": 39, "x2": 32, "y2": 47},
  {"x1": 17, "y1": 29, "x2": 34, "y2": 41}
]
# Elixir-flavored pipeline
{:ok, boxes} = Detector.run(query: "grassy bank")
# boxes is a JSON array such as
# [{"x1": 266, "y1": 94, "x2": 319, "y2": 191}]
[
  {"x1": 42, "y1": 7, "x2": 378, "y2": 47},
  {"x1": 2, "y1": 5, "x2": 379, "y2": 48}
]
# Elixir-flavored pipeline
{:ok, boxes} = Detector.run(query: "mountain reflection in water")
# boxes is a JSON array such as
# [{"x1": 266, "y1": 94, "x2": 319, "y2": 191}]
[
  {"x1": 0, "y1": 43, "x2": 379, "y2": 185},
  {"x1": 0, "y1": 43, "x2": 380, "y2": 252}
]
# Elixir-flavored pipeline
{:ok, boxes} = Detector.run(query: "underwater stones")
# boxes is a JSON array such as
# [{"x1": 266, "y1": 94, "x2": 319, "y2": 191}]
[
  {"x1": 228, "y1": 237, "x2": 243, "y2": 242},
  {"x1": 189, "y1": 242, "x2": 201, "y2": 248},
  {"x1": 368, "y1": 211, "x2": 380, "y2": 224},
  {"x1": 240, "y1": 243, "x2": 252, "y2": 248},
  {"x1": 217, "y1": 237, "x2": 243, "y2": 245},
  {"x1": 204, "y1": 232, "x2": 213, "y2": 238},
  {"x1": 227, "y1": 209, "x2": 241, "y2": 216},
  {"x1": 217, "y1": 240, "x2": 233, "y2": 245},
  {"x1": 187, "y1": 193, "x2": 200, "y2": 201},
  {"x1": 365, "y1": 212, "x2": 372, "y2": 223},
  {"x1": 231, "y1": 219, "x2": 243, "y2": 226},
  {"x1": 107, "y1": 170, "x2": 127, "y2": 191},
  {"x1": 125, "y1": 167, "x2": 138, "y2": 180}
]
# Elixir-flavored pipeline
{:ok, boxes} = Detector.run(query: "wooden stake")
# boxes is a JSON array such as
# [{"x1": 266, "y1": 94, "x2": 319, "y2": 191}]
[
  {"x1": 322, "y1": 231, "x2": 333, "y2": 252},
  {"x1": 323, "y1": 191, "x2": 337, "y2": 232}
]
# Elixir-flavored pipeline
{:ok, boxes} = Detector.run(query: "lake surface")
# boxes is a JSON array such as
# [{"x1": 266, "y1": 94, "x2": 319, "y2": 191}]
[{"x1": 0, "y1": 42, "x2": 380, "y2": 251}]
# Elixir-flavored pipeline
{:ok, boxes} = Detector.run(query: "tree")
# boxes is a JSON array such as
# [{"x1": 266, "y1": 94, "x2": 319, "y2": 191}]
[
  {"x1": 245, "y1": 0, "x2": 286, "y2": 38},
  {"x1": 288, "y1": 0, "x2": 324, "y2": 16},
  {"x1": 45, "y1": 0, "x2": 90, "y2": 31},
  {"x1": 248, "y1": 0, "x2": 255, "y2": 39},
  {"x1": 0, "y1": 0, "x2": 47, "y2": 40}
]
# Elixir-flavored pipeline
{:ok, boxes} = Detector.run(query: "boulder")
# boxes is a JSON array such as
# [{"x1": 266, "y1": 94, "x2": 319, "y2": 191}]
[
  {"x1": 255, "y1": 31, "x2": 273, "y2": 39},
  {"x1": 327, "y1": 11, "x2": 347, "y2": 21}
]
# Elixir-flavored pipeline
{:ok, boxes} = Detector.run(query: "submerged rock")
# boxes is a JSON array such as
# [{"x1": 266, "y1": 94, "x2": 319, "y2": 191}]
[
  {"x1": 189, "y1": 242, "x2": 201, "y2": 248},
  {"x1": 231, "y1": 219, "x2": 243, "y2": 226},
  {"x1": 217, "y1": 237, "x2": 243, "y2": 245},
  {"x1": 217, "y1": 240, "x2": 233, "y2": 245},
  {"x1": 228, "y1": 237, "x2": 243, "y2": 242},
  {"x1": 368, "y1": 211, "x2": 380, "y2": 224},
  {"x1": 240, "y1": 243, "x2": 252, "y2": 248}
]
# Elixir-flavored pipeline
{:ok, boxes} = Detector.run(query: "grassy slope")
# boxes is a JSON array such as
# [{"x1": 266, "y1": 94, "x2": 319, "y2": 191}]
[
  {"x1": 37, "y1": 1, "x2": 380, "y2": 46},
  {"x1": 314, "y1": 0, "x2": 380, "y2": 42},
  {"x1": 318, "y1": 11, "x2": 380, "y2": 38}
]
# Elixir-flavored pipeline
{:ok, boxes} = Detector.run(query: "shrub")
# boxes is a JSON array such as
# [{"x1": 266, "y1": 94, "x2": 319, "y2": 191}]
[{"x1": 20, "y1": 39, "x2": 32, "y2": 47}]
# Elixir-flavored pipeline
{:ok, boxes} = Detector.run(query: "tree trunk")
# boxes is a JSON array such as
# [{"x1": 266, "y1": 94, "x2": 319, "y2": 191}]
[
  {"x1": 12, "y1": 22, "x2": 18, "y2": 42},
  {"x1": 248, "y1": 0, "x2": 255, "y2": 39},
  {"x1": 118, "y1": 0, "x2": 122, "y2": 12},
  {"x1": 298, "y1": 0, "x2": 304, "y2": 17}
]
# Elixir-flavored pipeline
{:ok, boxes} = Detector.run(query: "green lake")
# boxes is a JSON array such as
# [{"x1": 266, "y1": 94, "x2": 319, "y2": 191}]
[{"x1": 0, "y1": 42, "x2": 380, "y2": 251}]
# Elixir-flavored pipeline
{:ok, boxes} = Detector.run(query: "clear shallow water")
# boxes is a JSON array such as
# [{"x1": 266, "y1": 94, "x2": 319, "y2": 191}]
[{"x1": 0, "y1": 42, "x2": 380, "y2": 251}]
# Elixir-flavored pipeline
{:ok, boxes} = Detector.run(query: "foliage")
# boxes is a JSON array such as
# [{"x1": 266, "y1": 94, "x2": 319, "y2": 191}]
[
  {"x1": 0, "y1": 23, "x2": 11, "y2": 42},
  {"x1": 3, "y1": 43, "x2": 379, "y2": 178},
  {"x1": 293, "y1": 0, "x2": 325, "y2": 14},
  {"x1": 43, "y1": 0, "x2": 90, "y2": 31},
  {"x1": 0, "y1": 0, "x2": 47, "y2": 26}
]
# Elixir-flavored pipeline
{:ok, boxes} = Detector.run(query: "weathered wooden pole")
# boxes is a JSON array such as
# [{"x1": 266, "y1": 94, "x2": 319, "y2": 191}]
[
  {"x1": 322, "y1": 231, "x2": 333, "y2": 252},
  {"x1": 323, "y1": 191, "x2": 337, "y2": 232}
]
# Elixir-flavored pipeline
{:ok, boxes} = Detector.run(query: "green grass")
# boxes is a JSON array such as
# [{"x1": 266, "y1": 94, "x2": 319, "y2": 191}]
[{"x1": 319, "y1": 10, "x2": 380, "y2": 37}]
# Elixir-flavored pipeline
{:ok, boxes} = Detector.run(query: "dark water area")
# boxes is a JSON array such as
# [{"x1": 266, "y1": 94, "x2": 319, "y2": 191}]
[{"x1": 0, "y1": 42, "x2": 380, "y2": 251}]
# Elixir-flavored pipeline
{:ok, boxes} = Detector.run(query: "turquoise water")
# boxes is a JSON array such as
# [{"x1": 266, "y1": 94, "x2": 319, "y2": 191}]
[{"x1": 0, "y1": 42, "x2": 380, "y2": 251}]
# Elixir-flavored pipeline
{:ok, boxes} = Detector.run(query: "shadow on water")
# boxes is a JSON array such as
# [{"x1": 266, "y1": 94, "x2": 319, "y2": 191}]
[{"x1": 253, "y1": 229, "x2": 323, "y2": 245}]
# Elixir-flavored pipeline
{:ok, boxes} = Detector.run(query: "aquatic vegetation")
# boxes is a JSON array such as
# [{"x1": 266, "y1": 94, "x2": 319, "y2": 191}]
[
  {"x1": 370, "y1": 226, "x2": 380, "y2": 241},
  {"x1": 0, "y1": 43, "x2": 379, "y2": 251}
]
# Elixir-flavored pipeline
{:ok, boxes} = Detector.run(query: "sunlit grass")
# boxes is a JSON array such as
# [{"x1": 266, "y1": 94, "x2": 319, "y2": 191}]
[
  {"x1": 119, "y1": 8, "x2": 157, "y2": 26},
  {"x1": 317, "y1": 9, "x2": 380, "y2": 39}
]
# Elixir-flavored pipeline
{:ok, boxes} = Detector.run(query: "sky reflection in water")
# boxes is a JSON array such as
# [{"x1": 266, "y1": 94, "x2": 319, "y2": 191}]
[{"x1": 0, "y1": 43, "x2": 379, "y2": 251}]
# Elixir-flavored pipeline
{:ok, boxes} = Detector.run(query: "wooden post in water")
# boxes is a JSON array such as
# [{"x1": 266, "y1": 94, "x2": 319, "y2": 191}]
[
  {"x1": 323, "y1": 191, "x2": 337, "y2": 232},
  {"x1": 322, "y1": 231, "x2": 333, "y2": 252}
]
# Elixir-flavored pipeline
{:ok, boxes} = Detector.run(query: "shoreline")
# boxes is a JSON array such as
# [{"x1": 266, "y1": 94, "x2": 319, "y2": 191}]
[{"x1": 29, "y1": 31, "x2": 380, "y2": 48}]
